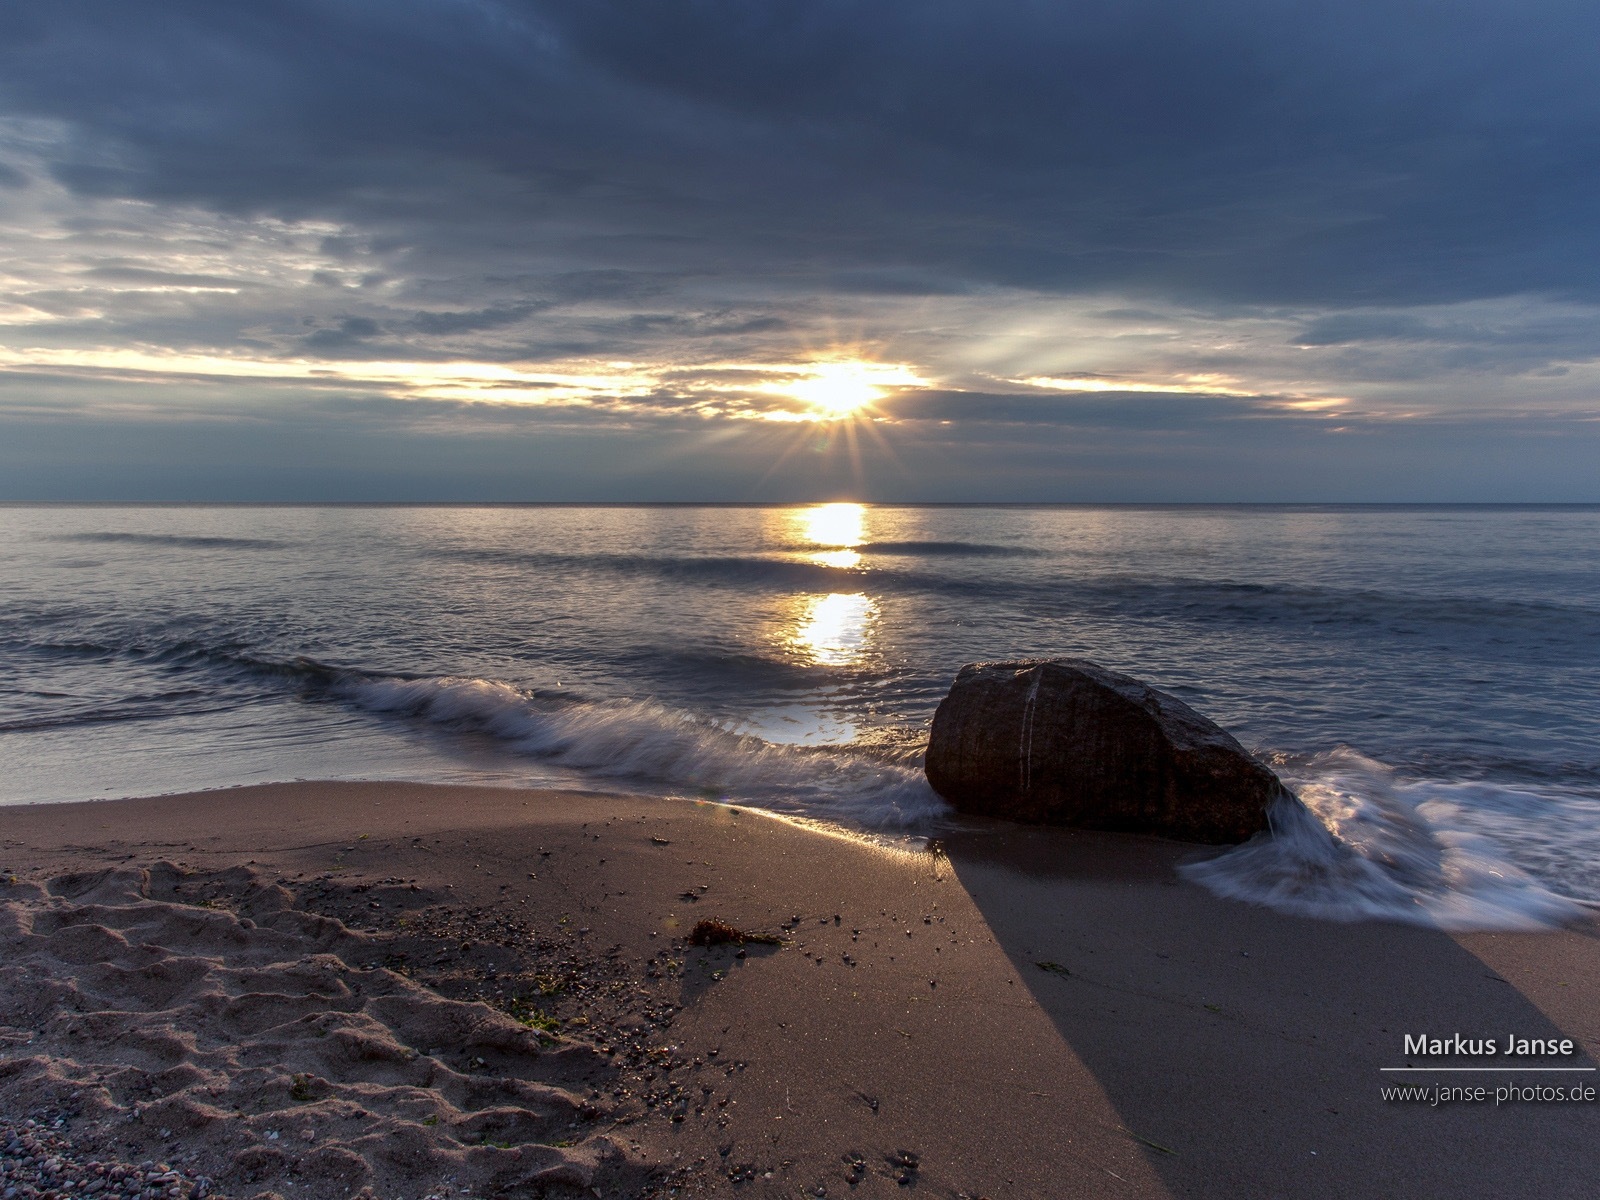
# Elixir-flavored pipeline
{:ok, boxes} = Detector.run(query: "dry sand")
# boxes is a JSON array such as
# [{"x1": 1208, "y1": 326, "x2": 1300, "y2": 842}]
[{"x1": 1, "y1": 781, "x2": 1597, "y2": 1199}]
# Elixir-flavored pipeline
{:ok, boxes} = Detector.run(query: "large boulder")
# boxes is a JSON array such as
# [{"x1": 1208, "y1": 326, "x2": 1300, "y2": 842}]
[{"x1": 925, "y1": 659, "x2": 1285, "y2": 843}]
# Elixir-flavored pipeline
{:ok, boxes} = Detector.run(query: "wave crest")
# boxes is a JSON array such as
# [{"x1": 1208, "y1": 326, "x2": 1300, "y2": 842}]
[
  {"x1": 1181, "y1": 748, "x2": 1586, "y2": 930},
  {"x1": 339, "y1": 674, "x2": 947, "y2": 831}
]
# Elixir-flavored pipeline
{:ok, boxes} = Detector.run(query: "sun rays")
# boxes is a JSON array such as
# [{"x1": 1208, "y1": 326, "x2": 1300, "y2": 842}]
[{"x1": 756, "y1": 359, "x2": 925, "y2": 423}]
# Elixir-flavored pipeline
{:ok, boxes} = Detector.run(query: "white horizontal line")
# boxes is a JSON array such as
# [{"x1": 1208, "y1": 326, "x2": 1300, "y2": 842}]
[{"x1": 1379, "y1": 1067, "x2": 1595, "y2": 1073}]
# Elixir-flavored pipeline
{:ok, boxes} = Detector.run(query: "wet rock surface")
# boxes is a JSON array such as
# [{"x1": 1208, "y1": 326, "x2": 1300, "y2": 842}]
[{"x1": 926, "y1": 658, "x2": 1285, "y2": 843}]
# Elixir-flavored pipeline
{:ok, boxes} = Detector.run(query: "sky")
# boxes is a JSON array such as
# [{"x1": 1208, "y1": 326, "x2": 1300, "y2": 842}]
[{"x1": 1, "y1": 0, "x2": 1598, "y2": 502}]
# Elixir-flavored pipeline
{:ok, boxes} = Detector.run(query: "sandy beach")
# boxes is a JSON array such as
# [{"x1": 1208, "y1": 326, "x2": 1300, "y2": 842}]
[{"x1": 2, "y1": 782, "x2": 1597, "y2": 1199}]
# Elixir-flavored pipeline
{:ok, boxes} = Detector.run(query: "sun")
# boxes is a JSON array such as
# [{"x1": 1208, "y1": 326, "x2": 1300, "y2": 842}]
[
  {"x1": 768, "y1": 360, "x2": 924, "y2": 420},
  {"x1": 785, "y1": 363, "x2": 884, "y2": 416}
]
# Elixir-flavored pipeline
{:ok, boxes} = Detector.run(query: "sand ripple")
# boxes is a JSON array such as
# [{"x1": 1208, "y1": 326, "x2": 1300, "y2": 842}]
[{"x1": 0, "y1": 864, "x2": 645, "y2": 1200}]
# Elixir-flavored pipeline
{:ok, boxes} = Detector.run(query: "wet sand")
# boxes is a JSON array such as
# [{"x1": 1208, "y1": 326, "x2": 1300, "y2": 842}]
[{"x1": 2, "y1": 781, "x2": 1597, "y2": 1198}]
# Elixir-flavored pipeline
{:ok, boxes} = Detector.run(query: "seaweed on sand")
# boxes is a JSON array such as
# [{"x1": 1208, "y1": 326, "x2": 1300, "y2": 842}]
[{"x1": 687, "y1": 918, "x2": 784, "y2": 947}]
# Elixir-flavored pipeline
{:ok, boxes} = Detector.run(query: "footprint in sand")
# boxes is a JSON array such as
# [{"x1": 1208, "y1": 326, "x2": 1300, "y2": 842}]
[{"x1": 0, "y1": 863, "x2": 651, "y2": 1200}]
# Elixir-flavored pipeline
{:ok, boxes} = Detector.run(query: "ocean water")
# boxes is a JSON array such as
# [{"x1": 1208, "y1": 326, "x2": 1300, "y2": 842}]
[{"x1": 3, "y1": 503, "x2": 1597, "y2": 930}]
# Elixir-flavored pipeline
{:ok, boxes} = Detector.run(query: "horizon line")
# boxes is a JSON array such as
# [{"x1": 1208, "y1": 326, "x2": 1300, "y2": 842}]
[{"x1": 5, "y1": 500, "x2": 1600, "y2": 510}]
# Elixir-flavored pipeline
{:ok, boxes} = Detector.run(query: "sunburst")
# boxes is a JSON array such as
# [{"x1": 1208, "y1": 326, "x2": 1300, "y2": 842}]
[{"x1": 765, "y1": 360, "x2": 924, "y2": 421}]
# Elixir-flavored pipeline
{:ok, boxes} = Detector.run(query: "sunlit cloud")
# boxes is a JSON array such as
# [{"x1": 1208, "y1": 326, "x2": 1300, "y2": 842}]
[
  {"x1": 1016, "y1": 373, "x2": 1249, "y2": 396},
  {"x1": 0, "y1": 333, "x2": 940, "y2": 424},
  {"x1": 1010, "y1": 372, "x2": 1355, "y2": 414}
]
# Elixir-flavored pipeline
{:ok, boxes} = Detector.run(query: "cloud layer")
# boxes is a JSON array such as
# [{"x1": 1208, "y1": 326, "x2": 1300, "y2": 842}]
[{"x1": 1, "y1": 1, "x2": 1597, "y2": 499}]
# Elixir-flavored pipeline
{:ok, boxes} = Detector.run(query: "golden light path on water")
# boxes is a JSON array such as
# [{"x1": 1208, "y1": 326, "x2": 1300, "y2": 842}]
[
  {"x1": 733, "y1": 504, "x2": 880, "y2": 746},
  {"x1": 797, "y1": 501, "x2": 865, "y2": 569},
  {"x1": 784, "y1": 502, "x2": 876, "y2": 668},
  {"x1": 793, "y1": 592, "x2": 875, "y2": 666}
]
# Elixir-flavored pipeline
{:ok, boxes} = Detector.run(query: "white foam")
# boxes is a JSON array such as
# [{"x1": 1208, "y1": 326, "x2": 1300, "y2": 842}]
[
  {"x1": 340, "y1": 677, "x2": 1593, "y2": 927},
  {"x1": 340, "y1": 674, "x2": 949, "y2": 831},
  {"x1": 1182, "y1": 747, "x2": 1589, "y2": 931}
]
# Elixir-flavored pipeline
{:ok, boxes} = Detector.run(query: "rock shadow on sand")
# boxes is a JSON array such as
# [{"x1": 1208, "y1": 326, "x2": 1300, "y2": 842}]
[{"x1": 939, "y1": 822, "x2": 1600, "y2": 1200}]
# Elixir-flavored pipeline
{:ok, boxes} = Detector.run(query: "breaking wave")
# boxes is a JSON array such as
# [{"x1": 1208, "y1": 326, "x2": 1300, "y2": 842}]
[
  {"x1": 1182, "y1": 748, "x2": 1593, "y2": 930},
  {"x1": 335, "y1": 673, "x2": 947, "y2": 832}
]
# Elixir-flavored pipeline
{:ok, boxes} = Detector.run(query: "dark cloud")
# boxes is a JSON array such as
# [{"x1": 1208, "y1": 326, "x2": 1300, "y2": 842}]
[
  {"x1": 549, "y1": 271, "x2": 677, "y2": 302},
  {"x1": 1, "y1": 0, "x2": 1595, "y2": 307},
  {"x1": 2, "y1": 1, "x2": 1598, "y2": 500},
  {"x1": 879, "y1": 389, "x2": 1275, "y2": 429},
  {"x1": 409, "y1": 302, "x2": 549, "y2": 335},
  {"x1": 1292, "y1": 314, "x2": 1445, "y2": 346},
  {"x1": 5, "y1": 382, "x2": 1599, "y2": 504},
  {"x1": 1285, "y1": 306, "x2": 1600, "y2": 378},
  {"x1": 602, "y1": 310, "x2": 789, "y2": 339},
  {"x1": 300, "y1": 315, "x2": 382, "y2": 350}
]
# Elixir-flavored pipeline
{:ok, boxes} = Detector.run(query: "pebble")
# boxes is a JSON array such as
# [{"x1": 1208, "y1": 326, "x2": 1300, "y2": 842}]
[{"x1": 0, "y1": 1115, "x2": 211, "y2": 1200}]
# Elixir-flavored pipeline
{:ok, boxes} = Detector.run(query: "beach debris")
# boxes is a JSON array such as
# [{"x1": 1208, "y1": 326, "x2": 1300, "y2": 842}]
[
  {"x1": 687, "y1": 918, "x2": 783, "y2": 947},
  {"x1": 925, "y1": 658, "x2": 1288, "y2": 842},
  {"x1": 1119, "y1": 1127, "x2": 1176, "y2": 1155},
  {"x1": 650, "y1": 837, "x2": 672, "y2": 846},
  {"x1": 889, "y1": 1149, "x2": 921, "y2": 1186},
  {"x1": 842, "y1": 1154, "x2": 868, "y2": 1185},
  {"x1": 0, "y1": 1113, "x2": 215, "y2": 1200},
  {"x1": 1035, "y1": 960, "x2": 1071, "y2": 977}
]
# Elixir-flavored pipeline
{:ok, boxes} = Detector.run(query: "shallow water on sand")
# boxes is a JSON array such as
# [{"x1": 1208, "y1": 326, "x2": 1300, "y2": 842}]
[{"x1": 3, "y1": 503, "x2": 1597, "y2": 926}]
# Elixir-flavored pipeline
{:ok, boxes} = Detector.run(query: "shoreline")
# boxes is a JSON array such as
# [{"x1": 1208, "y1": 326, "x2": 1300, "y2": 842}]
[{"x1": 3, "y1": 781, "x2": 1598, "y2": 1198}]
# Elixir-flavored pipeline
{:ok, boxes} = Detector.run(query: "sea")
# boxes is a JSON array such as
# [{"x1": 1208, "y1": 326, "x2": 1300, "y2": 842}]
[{"x1": 3, "y1": 503, "x2": 1597, "y2": 930}]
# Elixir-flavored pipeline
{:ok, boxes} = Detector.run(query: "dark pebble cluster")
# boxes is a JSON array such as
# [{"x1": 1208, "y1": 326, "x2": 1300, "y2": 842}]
[{"x1": 1, "y1": 1115, "x2": 215, "y2": 1200}]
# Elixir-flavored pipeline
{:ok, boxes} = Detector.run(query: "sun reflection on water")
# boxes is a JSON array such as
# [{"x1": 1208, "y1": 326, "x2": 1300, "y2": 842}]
[
  {"x1": 772, "y1": 503, "x2": 879, "y2": 666},
  {"x1": 798, "y1": 502, "x2": 865, "y2": 547},
  {"x1": 793, "y1": 592, "x2": 875, "y2": 666},
  {"x1": 796, "y1": 502, "x2": 866, "y2": 568}
]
